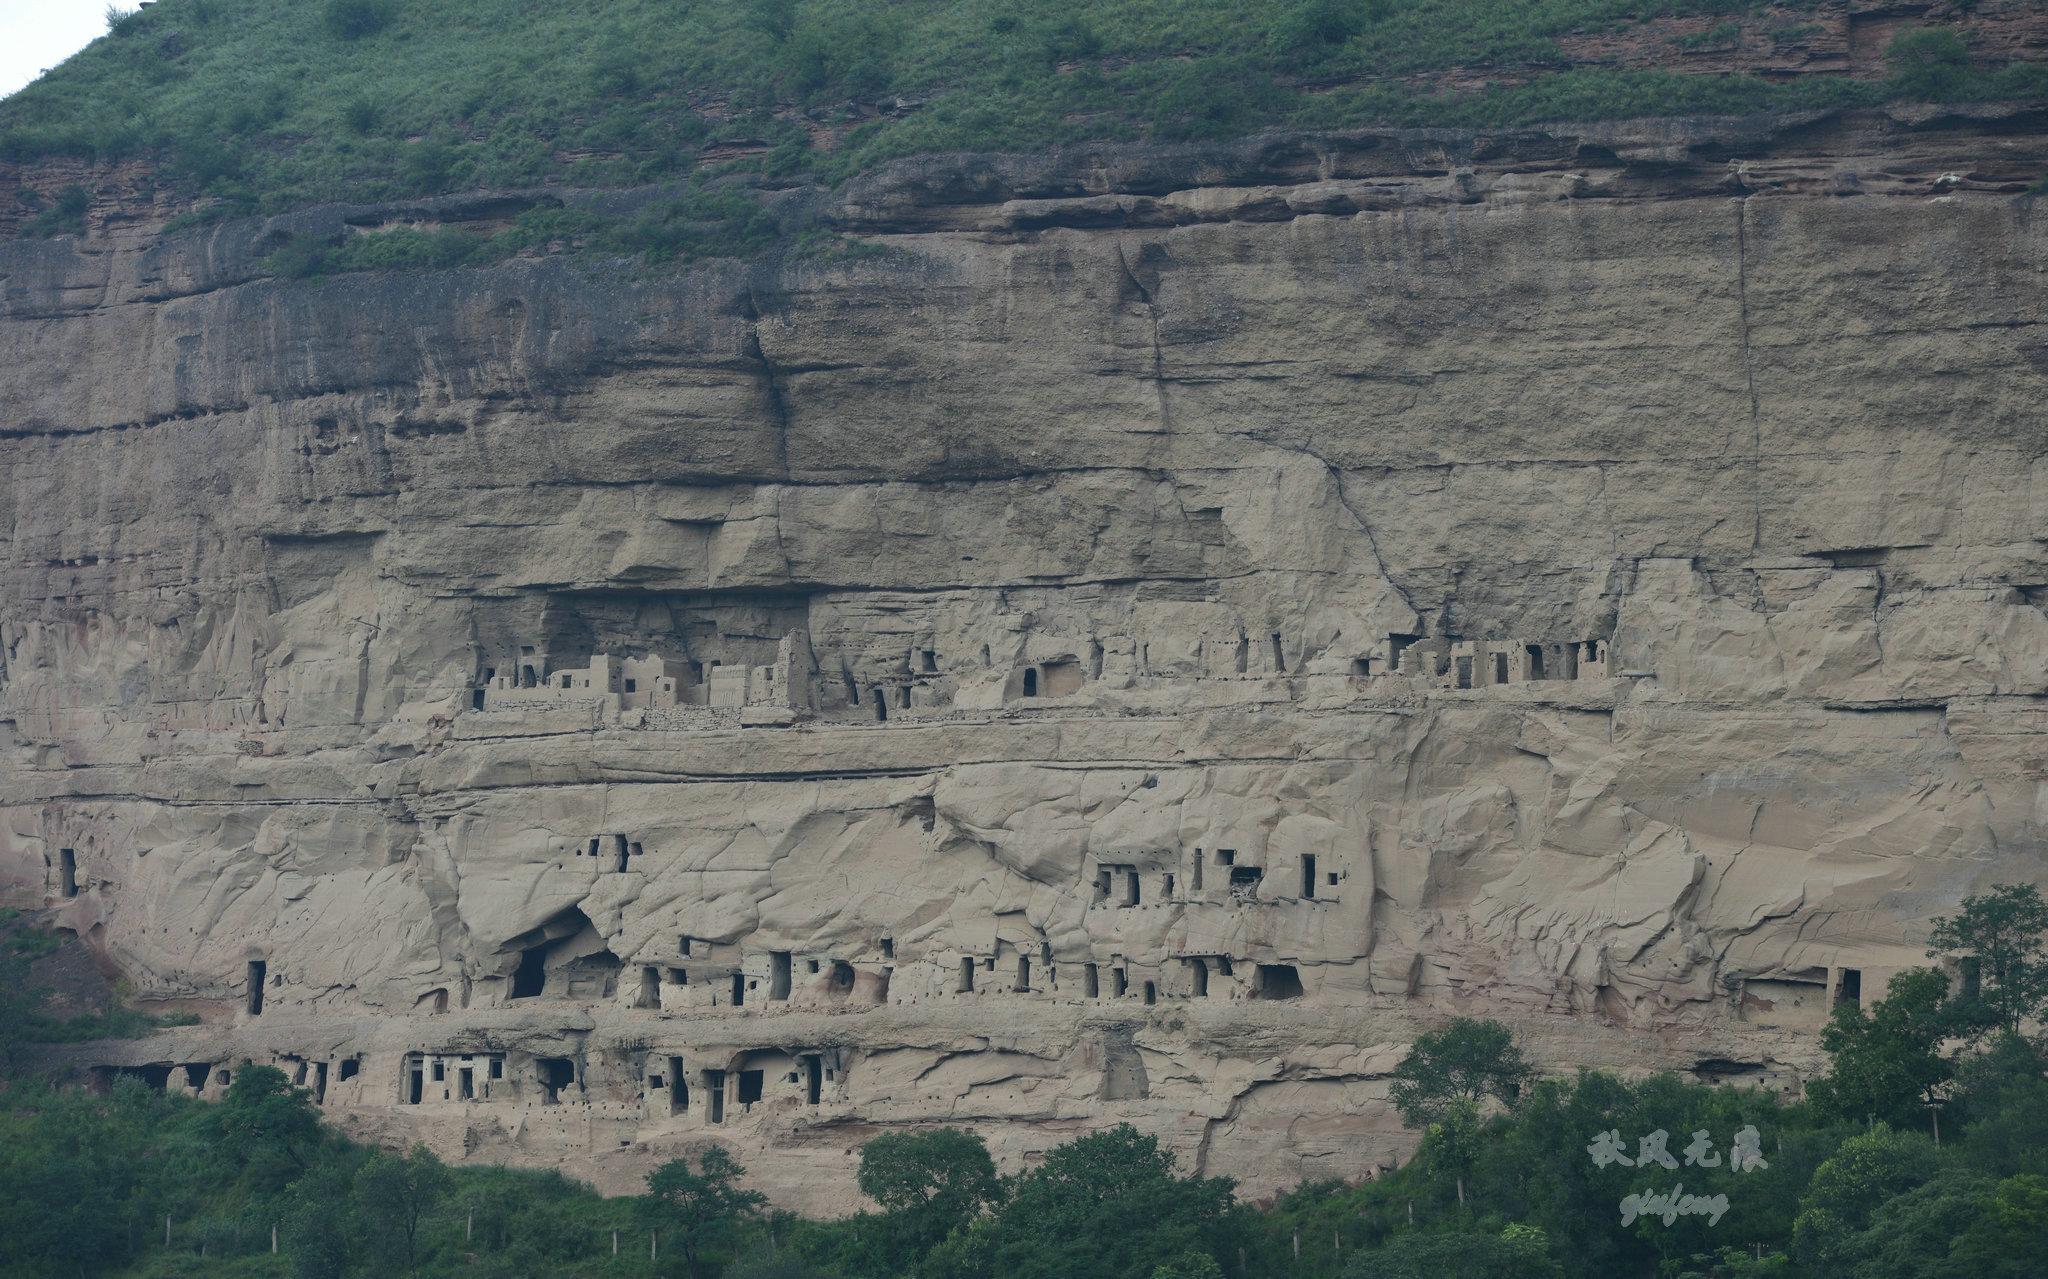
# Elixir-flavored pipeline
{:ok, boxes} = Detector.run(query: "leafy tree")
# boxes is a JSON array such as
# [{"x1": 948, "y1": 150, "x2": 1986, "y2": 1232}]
[
  {"x1": 1389, "y1": 1018, "x2": 1531, "y2": 1128},
  {"x1": 282, "y1": 1162, "x2": 358, "y2": 1279},
  {"x1": 1792, "y1": 1125, "x2": 1939, "y2": 1271},
  {"x1": 639, "y1": 1147, "x2": 768, "y2": 1279},
  {"x1": 1151, "y1": 1250, "x2": 1225, "y2": 1279},
  {"x1": 1952, "y1": 1033, "x2": 2048, "y2": 1178},
  {"x1": 924, "y1": 1125, "x2": 1252, "y2": 1279},
  {"x1": 1808, "y1": 968, "x2": 1955, "y2": 1132},
  {"x1": 1416, "y1": 1097, "x2": 1485, "y2": 1208},
  {"x1": 856, "y1": 1128, "x2": 1003, "y2": 1263},
  {"x1": 1341, "y1": 1225, "x2": 1562, "y2": 1279},
  {"x1": 203, "y1": 1065, "x2": 325, "y2": 1186},
  {"x1": 353, "y1": 1143, "x2": 451, "y2": 1278},
  {"x1": 1928, "y1": 882, "x2": 2048, "y2": 1037}
]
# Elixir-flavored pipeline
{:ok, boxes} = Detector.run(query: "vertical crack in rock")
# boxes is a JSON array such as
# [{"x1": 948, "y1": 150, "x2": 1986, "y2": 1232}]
[
  {"x1": 737, "y1": 289, "x2": 795, "y2": 482},
  {"x1": 1734, "y1": 196, "x2": 1764, "y2": 557},
  {"x1": 1114, "y1": 241, "x2": 1172, "y2": 433}
]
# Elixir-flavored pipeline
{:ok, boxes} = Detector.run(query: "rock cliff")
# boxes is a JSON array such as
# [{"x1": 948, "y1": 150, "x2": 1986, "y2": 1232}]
[{"x1": 4, "y1": 106, "x2": 2047, "y2": 1209}]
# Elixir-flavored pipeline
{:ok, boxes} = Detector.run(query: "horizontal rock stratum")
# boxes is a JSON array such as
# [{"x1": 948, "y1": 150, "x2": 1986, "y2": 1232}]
[{"x1": 4, "y1": 108, "x2": 2046, "y2": 1210}]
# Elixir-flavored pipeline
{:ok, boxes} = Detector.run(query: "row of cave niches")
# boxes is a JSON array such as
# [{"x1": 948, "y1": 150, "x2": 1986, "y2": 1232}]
[
  {"x1": 483, "y1": 838, "x2": 1346, "y2": 1018},
  {"x1": 101, "y1": 1046, "x2": 848, "y2": 1130},
  {"x1": 499, "y1": 932, "x2": 1315, "y2": 1013}
]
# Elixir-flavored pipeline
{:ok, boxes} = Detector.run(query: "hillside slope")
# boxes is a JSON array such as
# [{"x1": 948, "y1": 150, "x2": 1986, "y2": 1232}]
[{"x1": 4, "y1": 0, "x2": 2048, "y2": 239}]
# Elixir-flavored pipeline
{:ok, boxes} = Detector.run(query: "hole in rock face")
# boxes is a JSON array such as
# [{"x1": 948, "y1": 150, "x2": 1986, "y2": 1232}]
[
  {"x1": 770, "y1": 952, "x2": 792, "y2": 1001},
  {"x1": 511, "y1": 947, "x2": 547, "y2": 999},
  {"x1": 830, "y1": 960, "x2": 855, "y2": 991},
  {"x1": 737, "y1": 1069, "x2": 764, "y2": 1106},
  {"x1": 59, "y1": 848, "x2": 77, "y2": 897},
  {"x1": 1301, "y1": 854, "x2": 1317, "y2": 899},
  {"x1": 246, "y1": 960, "x2": 267, "y2": 1015},
  {"x1": 804, "y1": 1055, "x2": 822, "y2": 1104},
  {"x1": 536, "y1": 1057, "x2": 575, "y2": 1104},
  {"x1": 1021, "y1": 669, "x2": 1038, "y2": 697},
  {"x1": 1835, "y1": 967, "x2": 1862, "y2": 1009},
  {"x1": 1084, "y1": 963, "x2": 1100, "y2": 997},
  {"x1": 707, "y1": 1070, "x2": 726, "y2": 1123},
  {"x1": 1253, "y1": 964, "x2": 1303, "y2": 1000},
  {"x1": 958, "y1": 958, "x2": 975, "y2": 993},
  {"x1": 339, "y1": 1058, "x2": 359, "y2": 1081},
  {"x1": 1189, "y1": 958, "x2": 1208, "y2": 997}
]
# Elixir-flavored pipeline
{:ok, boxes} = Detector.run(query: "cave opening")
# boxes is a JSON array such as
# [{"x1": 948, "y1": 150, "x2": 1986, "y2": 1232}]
[
  {"x1": 59, "y1": 848, "x2": 77, "y2": 897},
  {"x1": 770, "y1": 951, "x2": 791, "y2": 1000},
  {"x1": 246, "y1": 960, "x2": 267, "y2": 1015},
  {"x1": 511, "y1": 946, "x2": 548, "y2": 999},
  {"x1": 536, "y1": 1057, "x2": 575, "y2": 1105},
  {"x1": 1254, "y1": 964, "x2": 1304, "y2": 1000},
  {"x1": 1835, "y1": 967, "x2": 1863, "y2": 1009}
]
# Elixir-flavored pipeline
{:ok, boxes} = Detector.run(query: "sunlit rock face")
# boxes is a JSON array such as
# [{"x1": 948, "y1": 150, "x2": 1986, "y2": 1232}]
[{"x1": 3, "y1": 109, "x2": 2045, "y2": 1209}]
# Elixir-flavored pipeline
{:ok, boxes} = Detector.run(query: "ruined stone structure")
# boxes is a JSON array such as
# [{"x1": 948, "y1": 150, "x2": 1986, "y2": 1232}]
[{"x1": 4, "y1": 109, "x2": 2047, "y2": 1211}]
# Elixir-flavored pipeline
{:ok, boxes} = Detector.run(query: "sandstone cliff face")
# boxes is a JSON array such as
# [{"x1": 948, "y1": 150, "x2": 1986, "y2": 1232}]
[{"x1": 3, "y1": 107, "x2": 2046, "y2": 1209}]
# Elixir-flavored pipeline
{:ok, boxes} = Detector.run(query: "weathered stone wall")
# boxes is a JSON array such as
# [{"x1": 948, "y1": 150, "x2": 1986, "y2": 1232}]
[{"x1": 3, "y1": 108, "x2": 2046, "y2": 1210}]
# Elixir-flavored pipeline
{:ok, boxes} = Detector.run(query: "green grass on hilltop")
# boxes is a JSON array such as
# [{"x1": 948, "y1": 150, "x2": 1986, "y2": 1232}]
[{"x1": 3, "y1": 0, "x2": 2044, "y2": 249}]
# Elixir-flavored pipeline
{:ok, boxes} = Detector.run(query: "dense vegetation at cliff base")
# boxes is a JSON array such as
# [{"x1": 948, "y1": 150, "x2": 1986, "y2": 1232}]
[
  {"x1": 4, "y1": 0, "x2": 2046, "y2": 233},
  {"x1": 4, "y1": 886, "x2": 2048, "y2": 1278}
]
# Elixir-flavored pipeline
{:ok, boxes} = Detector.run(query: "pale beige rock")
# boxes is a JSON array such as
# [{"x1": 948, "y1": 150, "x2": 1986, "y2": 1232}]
[{"x1": 3, "y1": 110, "x2": 2046, "y2": 1210}]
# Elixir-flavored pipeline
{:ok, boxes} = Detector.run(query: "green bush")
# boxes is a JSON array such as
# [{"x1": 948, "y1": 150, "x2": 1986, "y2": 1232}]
[
  {"x1": 323, "y1": 0, "x2": 397, "y2": 41},
  {"x1": 23, "y1": 184, "x2": 93, "y2": 237},
  {"x1": 1886, "y1": 27, "x2": 1971, "y2": 98}
]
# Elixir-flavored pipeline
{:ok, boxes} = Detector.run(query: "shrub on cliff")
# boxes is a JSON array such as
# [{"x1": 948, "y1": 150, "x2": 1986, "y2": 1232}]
[{"x1": 324, "y1": 0, "x2": 398, "y2": 41}]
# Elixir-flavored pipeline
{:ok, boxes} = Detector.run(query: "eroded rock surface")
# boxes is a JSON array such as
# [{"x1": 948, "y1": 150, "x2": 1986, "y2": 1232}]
[{"x1": 4, "y1": 108, "x2": 2046, "y2": 1209}]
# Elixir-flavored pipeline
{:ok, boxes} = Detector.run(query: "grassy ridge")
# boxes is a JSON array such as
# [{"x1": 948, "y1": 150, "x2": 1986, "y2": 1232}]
[{"x1": 4, "y1": 0, "x2": 2044, "y2": 231}]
